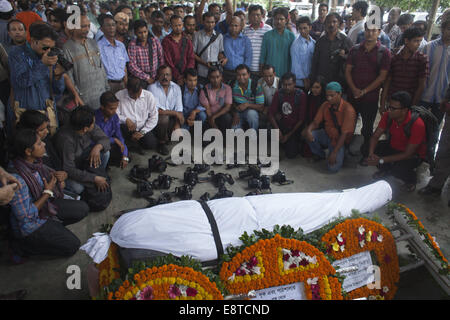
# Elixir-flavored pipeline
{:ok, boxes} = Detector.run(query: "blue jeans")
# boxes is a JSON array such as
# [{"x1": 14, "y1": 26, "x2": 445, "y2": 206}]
[
  {"x1": 232, "y1": 109, "x2": 259, "y2": 130},
  {"x1": 182, "y1": 110, "x2": 207, "y2": 130},
  {"x1": 307, "y1": 129, "x2": 345, "y2": 173},
  {"x1": 65, "y1": 150, "x2": 110, "y2": 195}
]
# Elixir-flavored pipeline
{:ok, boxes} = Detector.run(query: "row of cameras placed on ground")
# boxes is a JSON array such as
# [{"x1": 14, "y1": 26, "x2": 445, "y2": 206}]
[{"x1": 127, "y1": 155, "x2": 294, "y2": 207}]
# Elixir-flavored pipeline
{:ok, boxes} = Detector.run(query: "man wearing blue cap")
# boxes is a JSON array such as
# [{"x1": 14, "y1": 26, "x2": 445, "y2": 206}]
[{"x1": 302, "y1": 81, "x2": 357, "y2": 173}]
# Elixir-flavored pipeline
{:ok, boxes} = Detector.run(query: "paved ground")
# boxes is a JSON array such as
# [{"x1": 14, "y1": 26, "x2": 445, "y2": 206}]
[{"x1": 0, "y1": 128, "x2": 449, "y2": 300}]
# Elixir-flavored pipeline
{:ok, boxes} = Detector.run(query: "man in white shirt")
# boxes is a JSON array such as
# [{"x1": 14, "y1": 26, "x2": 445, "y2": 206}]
[
  {"x1": 347, "y1": 1, "x2": 368, "y2": 44},
  {"x1": 116, "y1": 77, "x2": 159, "y2": 153},
  {"x1": 147, "y1": 65, "x2": 184, "y2": 155},
  {"x1": 257, "y1": 64, "x2": 279, "y2": 109}
]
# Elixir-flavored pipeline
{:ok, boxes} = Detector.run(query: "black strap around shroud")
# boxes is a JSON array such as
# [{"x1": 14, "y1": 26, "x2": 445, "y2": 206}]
[{"x1": 197, "y1": 200, "x2": 224, "y2": 261}]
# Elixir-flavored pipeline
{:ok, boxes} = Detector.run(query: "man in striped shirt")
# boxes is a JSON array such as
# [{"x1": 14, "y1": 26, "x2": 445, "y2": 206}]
[
  {"x1": 242, "y1": 4, "x2": 271, "y2": 80},
  {"x1": 231, "y1": 64, "x2": 265, "y2": 130},
  {"x1": 127, "y1": 19, "x2": 165, "y2": 88}
]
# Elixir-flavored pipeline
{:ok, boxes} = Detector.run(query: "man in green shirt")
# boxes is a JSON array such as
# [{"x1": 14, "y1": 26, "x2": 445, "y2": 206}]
[{"x1": 260, "y1": 7, "x2": 295, "y2": 78}]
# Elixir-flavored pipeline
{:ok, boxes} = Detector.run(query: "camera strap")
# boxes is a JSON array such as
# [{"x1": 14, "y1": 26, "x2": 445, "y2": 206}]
[
  {"x1": 197, "y1": 200, "x2": 224, "y2": 260},
  {"x1": 197, "y1": 32, "x2": 218, "y2": 58}
]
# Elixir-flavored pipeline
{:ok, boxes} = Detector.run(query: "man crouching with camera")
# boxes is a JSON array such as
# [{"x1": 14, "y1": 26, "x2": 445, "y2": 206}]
[{"x1": 8, "y1": 22, "x2": 65, "y2": 134}]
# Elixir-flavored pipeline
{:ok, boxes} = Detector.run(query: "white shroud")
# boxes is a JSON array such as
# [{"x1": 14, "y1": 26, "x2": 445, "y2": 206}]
[{"x1": 81, "y1": 181, "x2": 392, "y2": 264}]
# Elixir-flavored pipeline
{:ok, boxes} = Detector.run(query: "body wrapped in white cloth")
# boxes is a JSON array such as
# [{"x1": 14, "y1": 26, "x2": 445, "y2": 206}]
[{"x1": 81, "y1": 181, "x2": 392, "y2": 264}]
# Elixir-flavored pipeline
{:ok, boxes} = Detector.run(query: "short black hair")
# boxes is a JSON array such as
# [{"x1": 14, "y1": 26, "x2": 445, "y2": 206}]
[
  {"x1": 13, "y1": 128, "x2": 38, "y2": 159},
  {"x1": 133, "y1": 19, "x2": 148, "y2": 32},
  {"x1": 7, "y1": 19, "x2": 26, "y2": 32},
  {"x1": 203, "y1": 11, "x2": 215, "y2": 21},
  {"x1": 184, "y1": 15, "x2": 195, "y2": 23},
  {"x1": 390, "y1": 91, "x2": 412, "y2": 109},
  {"x1": 127, "y1": 76, "x2": 142, "y2": 94},
  {"x1": 29, "y1": 22, "x2": 58, "y2": 41},
  {"x1": 70, "y1": 107, "x2": 95, "y2": 131},
  {"x1": 273, "y1": 7, "x2": 289, "y2": 20},
  {"x1": 412, "y1": 20, "x2": 428, "y2": 31},
  {"x1": 281, "y1": 72, "x2": 296, "y2": 84},
  {"x1": 98, "y1": 13, "x2": 115, "y2": 28},
  {"x1": 170, "y1": 14, "x2": 182, "y2": 24},
  {"x1": 352, "y1": 1, "x2": 369, "y2": 17},
  {"x1": 248, "y1": 4, "x2": 263, "y2": 15},
  {"x1": 184, "y1": 68, "x2": 198, "y2": 78},
  {"x1": 162, "y1": 6, "x2": 174, "y2": 14},
  {"x1": 151, "y1": 10, "x2": 165, "y2": 20},
  {"x1": 319, "y1": 3, "x2": 328, "y2": 10},
  {"x1": 18, "y1": 0, "x2": 30, "y2": 11},
  {"x1": 403, "y1": 26, "x2": 425, "y2": 40},
  {"x1": 208, "y1": 3, "x2": 220, "y2": 11},
  {"x1": 49, "y1": 8, "x2": 68, "y2": 23},
  {"x1": 397, "y1": 13, "x2": 414, "y2": 26},
  {"x1": 157, "y1": 64, "x2": 171, "y2": 77},
  {"x1": 207, "y1": 66, "x2": 222, "y2": 78},
  {"x1": 17, "y1": 110, "x2": 49, "y2": 131},
  {"x1": 235, "y1": 64, "x2": 251, "y2": 74},
  {"x1": 296, "y1": 16, "x2": 311, "y2": 27},
  {"x1": 100, "y1": 91, "x2": 119, "y2": 107},
  {"x1": 115, "y1": 4, "x2": 132, "y2": 15},
  {"x1": 325, "y1": 12, "x2": 342, "y2": 24},
  {"x1": 261, "y1": 64, "x2": 275, "y2": 73}
]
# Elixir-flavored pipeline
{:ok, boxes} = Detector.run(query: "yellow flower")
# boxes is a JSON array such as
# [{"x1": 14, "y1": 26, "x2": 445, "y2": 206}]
[
  {"x1": 244, "y1": 275, "x2": 251, "y2": 282},
  {"x1": 332, "y1": 242, "x2": 340, "y2": 251},
  {"x1": 366, "y1": 231, "x2": 372, "y2": 242}
]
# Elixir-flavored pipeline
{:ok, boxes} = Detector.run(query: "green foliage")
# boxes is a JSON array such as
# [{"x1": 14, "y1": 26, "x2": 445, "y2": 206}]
[{"x1": 374, "y1": 0, "x2": 448, "y2": 14}]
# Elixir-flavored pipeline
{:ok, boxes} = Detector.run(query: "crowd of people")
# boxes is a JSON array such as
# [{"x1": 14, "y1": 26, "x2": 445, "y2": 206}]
[{"x1": 0, "y1": 0, "x2": 449, "y2": 298}]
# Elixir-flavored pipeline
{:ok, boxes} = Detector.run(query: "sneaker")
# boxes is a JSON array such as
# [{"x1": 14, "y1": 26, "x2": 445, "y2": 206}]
[
  {"x1": 418, "y1": 185, "x2": 441, "y2": 196},
  {"x1": 158, "y1": 143, "x2": 169, "y2": 156}
]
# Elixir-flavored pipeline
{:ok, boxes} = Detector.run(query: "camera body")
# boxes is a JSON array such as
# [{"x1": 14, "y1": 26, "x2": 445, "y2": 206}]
[
  {"x1": 136, "y1": 180, "x2": 154, "y2": 198},
  {"x1": 184, "y1": 167, "x2": 199, "y2": 186},
  {"x1": 209, "y1": 171, "x2": 234, "y2": 188},
  {"x1": 129, "y1": 165, "x2": 151, "y2": 182},
  {"x1": 238, "y1": 165, "x2": 261, "y2": 179},
  {"x1": 248, "y1": 175, "x2": 271, "y2": 190},
  {"x1": 174, "y1": 185, "x2": 193, "y2": 200},
  {"x1": 152, "y1": 174, "x2": 173, "y2": 189},
  {"x1": 212, "y1": 186, "x2": 233, "y2": 200},
  {"x1": 48, "y1": 47, "x2": 73, "y2": 71},
  {"x1": 148, "y1": 155, "x2": 167, "y2": 173}
]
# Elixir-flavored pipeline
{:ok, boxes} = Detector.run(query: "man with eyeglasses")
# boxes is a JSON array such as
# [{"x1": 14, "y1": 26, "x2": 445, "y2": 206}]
[
  {"x1": 8, "y1": 22, "x2": 65, "y2": 133},
  {"x1": 367, "y1": 91, "x2": 426, "y2": 192}
]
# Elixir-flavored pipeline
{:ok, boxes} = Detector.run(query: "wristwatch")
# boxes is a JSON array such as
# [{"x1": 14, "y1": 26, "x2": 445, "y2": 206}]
[
  {"x1": 378, "y1": 158, "x2": 384, "y2": 165},
  {"x1": 43, "y1": 189, "x2": 54, "y2": 198}
]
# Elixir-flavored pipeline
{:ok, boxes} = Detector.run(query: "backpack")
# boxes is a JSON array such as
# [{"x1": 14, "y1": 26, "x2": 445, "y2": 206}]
[
  {"x1": 387, "y1": 105, "x2": 440, "y2": 171},
  {"x1": 81, "y1": 167, "x2": 112, "y2": 212}
]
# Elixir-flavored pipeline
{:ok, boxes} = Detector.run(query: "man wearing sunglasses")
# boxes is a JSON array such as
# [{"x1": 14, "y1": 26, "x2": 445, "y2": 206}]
[
  {"x1": 8, "y1": 22, "x2": 65, "y2": 134},
  {"x1": 366, "y1": 91, "x2": 426, "y2": 192}
]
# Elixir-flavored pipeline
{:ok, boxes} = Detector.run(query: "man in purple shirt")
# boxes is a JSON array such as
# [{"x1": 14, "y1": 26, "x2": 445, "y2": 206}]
[{"x1": 95, "y1": 91, "x2": 129, "y2": 169}]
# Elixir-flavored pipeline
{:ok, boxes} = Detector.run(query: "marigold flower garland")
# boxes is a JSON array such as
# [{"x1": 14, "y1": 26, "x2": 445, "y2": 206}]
[
  {"x1": 219, "y1": 234, "x2": 343, "y2": 299},
  {"x1": 97, "y1": 243, "x2": 121, "y2": 293},
  {"x1": 321, "y1": 218, "x2": 399, "y2": 300},
  {"x1": 392, "y1": 204, "x2": 449, "y2": 275},
  {"x1": 108, "y1": 264, "x2": 223, "y2": 300}
]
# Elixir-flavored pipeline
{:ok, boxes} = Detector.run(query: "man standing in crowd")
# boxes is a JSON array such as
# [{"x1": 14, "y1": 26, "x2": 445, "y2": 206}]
[
  {"x1": 15, "y1": 0, "x2": 42, "y2": 42},
  {"x1": 148, "y1": 65, "x2": 184, "y2": 155},
  {"x1": 0, "y1": 0, "x2": 15, "y2": 46},
  {"x1": 128, "y1": 19, "x2": 165, "y2": 88},
  {"x1": 162, "y1": 15, "x2": 195, "y2": 86},
  {"x1": 48, "y1": 8, "x2": 69, "y2": 49},
  {"x1": 243, "y1": 4, "x2": 271, "y2": 80},
  {"x1": 368, "y1": 91, "x2": 426, "y2": 192},
  {"x1": 347, "y1": 1, "x2": 368, "y2": 44},
  {"x1": 310, "y1": 2, "x2": 328, "y2": 41},
  {"x1": 310, "y1": 13, "x2": 353, "y2": 88},
  {"x1": 420, "y1": 16, "x2": 450, "y2": 123},
  {"x1": 116, "y1": 76, "x2": 159, "y2": 153},
  {"x1": 9, "y1": 23, "x2": 64, "y2": 133},
  {"x1": 393, "y1": 13, "x2": 414, "y2": 50},
  {"x1": 63, "y1": 13, "x2": 109, "y2": 111},
  {"x1": 231, "y1": 64, "x2": 265, "y2": 131},
  {"x1": 222, "y1": 16, "x2": 252, "y2": 83},
  {"x1": 114, "y1": 12, "x2": 132, "y2": 49},
  {"x1": 260, "y1": 7, "x2": 295, "y2": 80},
  {"x1": 345, "y1": 22, "x2": 391, "y2": 165},
  {"x1": 4, "y1": 19, "x2": 26, "y2": 53},
  {"x1": 257, "y1": 64, "x2": 279, "y2": 111},
  {"x1": 291, "y1": 16, "x2": 315, "y2": 91},
  {"x1": 268, "y1": 72, "x2": 307, "y2": 159},
  {"x1": 383, "y1": 7, "x2": 402, "y2": 44},
  {"x1": 302, "y1": 82, "x2": 356, "y2": 173},
  {"x1": 54, "y1": 107, "x2": 111, "y2": 195},
  {"x1": 183, "y1": 15, "x2": 196, "y2": 42},
  {"x1": 199, "y1": 67, "x2": 233, "y2": 135},
  {"x1": 150, "y1": 10, "x2": 170, "y2": 42},
  {"x1": 193, "y1": 12, "x2": 226, "y2": 85},
  {"x1": 381, "y1": 27, "x2": 429, "y2": 112},
  {"x1": 97, "y1": 14, "x2": 129, "y2": 93}
]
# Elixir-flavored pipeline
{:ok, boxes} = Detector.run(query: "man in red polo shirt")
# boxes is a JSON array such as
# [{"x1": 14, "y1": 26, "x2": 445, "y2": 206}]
[
  {"x1": 345, "y1": 22, "x2": 391, "y2": 165},
  {"x1": 367, "y1": 91, "x2": 426, "y2": 192},
  {"x1": 162, "y1": 15, "x2": 195, "y2": 86}
]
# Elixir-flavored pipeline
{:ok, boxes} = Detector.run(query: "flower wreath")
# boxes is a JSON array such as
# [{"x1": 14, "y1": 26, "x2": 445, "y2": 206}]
[
  {"x1": 219, "y1": 234, "x2": 343, "y2": 300},
  {"x1": 388, "y1": 203, "x2": 449, "y2": 275},
  {"x1": 97, "y1": 243, "x2": 121, "y2": 294},
  {"x1": 105, "y1": 257, "x2": 224, "y2": 300},
  {"x1": 321, "y1": 217, "x2": 399, "y2": 300}
]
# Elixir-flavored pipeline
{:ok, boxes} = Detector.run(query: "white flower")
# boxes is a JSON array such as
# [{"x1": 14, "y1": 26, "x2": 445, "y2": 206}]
[
  {"x1": 135, "y1": 290, "x2": 142, "y2": 300},
  {"x1": 432, "y1": 237, "x2": 440, "y2": 248},
  {"x1": 340, "y1": 245, "x2": 345, "y2": 252},
  {"x1": 368, "y1": 295, "x2": 377, "y2": 300},
  {"x1": 228, "y1": 274, "x2": 235, "y2": 282},
  {"x1": 382, "y1": 286, "x2": 389, "y2": 293},
  {"x1": 252, "y1": 266, "x2": 261, "y2": 275},
  {"x1": 377, "y1": 234, "x2": 383, "y2": 242},
  {"x1": 282, "y1": 248, "x2": 291, "y2": 255},
  {"x1": 359, "y1": 225, "x2": 365, "y2": 235},
  {"x1": 359, "y1": 240, "x2": 365, "y2": 248},
  {"x1": 307, "y1": 277, "x2": 319, "y2": 285},
  {"x1": 310, "y1": 256, "x2": 318, "y2": 265},
  {"x1": 337, "y1": 233, "x2": 344, "y2": 243}
]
